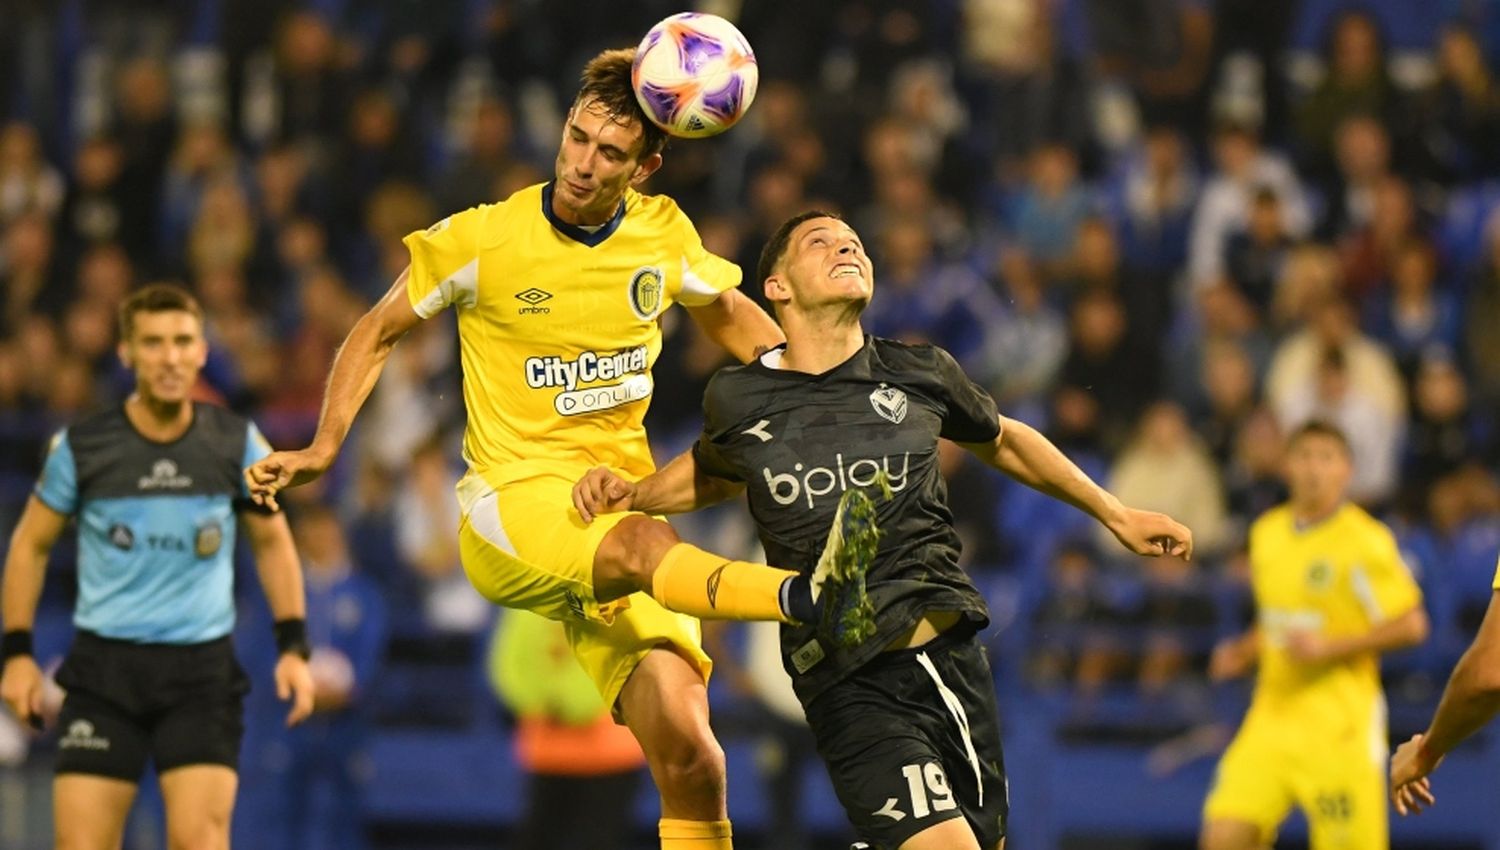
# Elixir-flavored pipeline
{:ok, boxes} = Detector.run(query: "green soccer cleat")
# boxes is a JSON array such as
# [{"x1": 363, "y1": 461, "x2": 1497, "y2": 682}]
[{"x1": 811, "y1": 486, "x2": 882, "y2": 649}]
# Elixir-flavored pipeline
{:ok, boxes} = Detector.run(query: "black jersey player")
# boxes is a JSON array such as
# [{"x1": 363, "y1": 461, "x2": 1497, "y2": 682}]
[{"x1": 575, "y1": 212, "x2": 1193, "y2": 850}]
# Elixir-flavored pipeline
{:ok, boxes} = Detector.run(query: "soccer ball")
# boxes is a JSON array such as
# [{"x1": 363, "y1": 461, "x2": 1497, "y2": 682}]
[{"x1": 632, "y1": 12, "x2": 758, "y2": 139}]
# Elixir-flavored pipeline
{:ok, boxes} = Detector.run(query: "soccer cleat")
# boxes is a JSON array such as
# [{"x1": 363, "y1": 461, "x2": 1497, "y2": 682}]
[{"x1": 810, "y1": 486, "x2": 882, "y2": 648}]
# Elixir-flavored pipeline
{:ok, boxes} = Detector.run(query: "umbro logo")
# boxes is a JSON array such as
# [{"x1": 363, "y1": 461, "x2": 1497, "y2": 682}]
[
  {"x1": 869, "y1": 384, "x2": 907, "y2": 424},
  {"x1": 516, "y1": 288, "x2": 553, "y2": 315},
  {"x1": 705, "y1": 563, "x2": 727, "y2": 609}
]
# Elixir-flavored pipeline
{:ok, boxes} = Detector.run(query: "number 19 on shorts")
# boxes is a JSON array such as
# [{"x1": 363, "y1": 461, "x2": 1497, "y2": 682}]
[{"x1": 877, "y1": 762, "x2": 958, "y2": 821}]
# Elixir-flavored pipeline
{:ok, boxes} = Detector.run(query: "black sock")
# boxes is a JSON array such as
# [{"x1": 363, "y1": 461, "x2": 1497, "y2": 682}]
[{"x1": 779, "y1": 575, "x2": 817, "y2": 623}]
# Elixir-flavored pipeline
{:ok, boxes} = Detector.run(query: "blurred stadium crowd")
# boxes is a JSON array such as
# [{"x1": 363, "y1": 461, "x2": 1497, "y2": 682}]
[{"x1": 4, "y1": 0, "x2": 1500, "y2": 847}]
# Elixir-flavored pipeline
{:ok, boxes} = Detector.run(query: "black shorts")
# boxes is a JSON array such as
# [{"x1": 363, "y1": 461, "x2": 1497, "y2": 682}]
[
  {"x1": 53, "y1": 631, "x2": 249, "y2": 781},
  {"x1": 804, "y1": 626, "x2": 1009, "y2": 850}
]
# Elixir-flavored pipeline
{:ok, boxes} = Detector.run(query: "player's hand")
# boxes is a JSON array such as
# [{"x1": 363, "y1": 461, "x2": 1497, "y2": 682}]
[
  {"x1": 1105, "y1": 507, "x2": 1194, "y2": 561},
  {"x1": 244, "y1": 448, "x2": 335, "y2": 511},
  {"x1": 1284, "y1": 629, "x2": 1336, "y2": 665},
  {"x1": 1208, "y1": 636, "x2": 1255, "y2": 681},
  {"x1": 573, "y1": 466, "x2": 637, "y2": 524},
  {"x1": 275, "y1": 653, "x2": 316, "y2": 727},
  {"x1": 0, "y1": 657, "x2": 44, "y2": 731},
  {"x1": 1391, "y1": 733, "x2": 1442, "y2": 815}
]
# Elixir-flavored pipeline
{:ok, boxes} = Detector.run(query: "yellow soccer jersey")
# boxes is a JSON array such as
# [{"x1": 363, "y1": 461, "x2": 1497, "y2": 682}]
[
  {"x1": 402, "y1": 182, "x2": 741, "y2": 489},
  {"x1": 1245, "y1": 503, "x2": 1422, "y2": 726}
]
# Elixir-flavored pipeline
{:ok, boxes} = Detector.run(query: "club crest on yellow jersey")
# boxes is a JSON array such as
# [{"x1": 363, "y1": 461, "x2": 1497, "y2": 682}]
[{"x1": 628, "y1": 266, "x2": 665, "y2": 320}]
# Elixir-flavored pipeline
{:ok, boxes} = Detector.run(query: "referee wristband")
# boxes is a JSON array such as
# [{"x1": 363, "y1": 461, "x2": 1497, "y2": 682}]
[
  {"x1": 1, "y1": 630, "x2": 33, "y2": 662},
  {"x1": 273, "y1": 619, "x2": 312, "y2": 660}
]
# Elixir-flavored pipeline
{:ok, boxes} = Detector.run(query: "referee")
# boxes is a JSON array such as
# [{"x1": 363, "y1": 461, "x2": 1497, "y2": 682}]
[{"x1": 1, "y1": 284, "x2": 314, "y2": 849}]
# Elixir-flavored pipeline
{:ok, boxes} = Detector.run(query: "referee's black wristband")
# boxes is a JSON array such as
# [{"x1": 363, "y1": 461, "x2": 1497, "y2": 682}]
[
  {"x1": 1, "y1": 630, "x2": 33, "y2": 663},
  {"x1": 273, "y1": 619, "x2": 312, "y2": 660}
]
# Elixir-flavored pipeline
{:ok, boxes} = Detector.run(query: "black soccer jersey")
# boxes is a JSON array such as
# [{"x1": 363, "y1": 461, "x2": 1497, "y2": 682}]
[{"x1": 692, "y1": 336, "x2": 1001, "y2": 703}]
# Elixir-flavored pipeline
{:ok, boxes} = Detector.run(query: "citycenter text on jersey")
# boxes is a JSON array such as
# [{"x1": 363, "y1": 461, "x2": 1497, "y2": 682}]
[{"x1": 525, "y1": 345, "x2": 653, "y2": 416}]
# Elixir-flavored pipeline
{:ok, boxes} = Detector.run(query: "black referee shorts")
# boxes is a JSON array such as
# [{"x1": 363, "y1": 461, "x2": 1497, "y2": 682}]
[
  {"x1": 53, "y1": 631, "x2": 249, "y2": 781},
  {"x1": 805, "y1": 626, "x2": 1009, "y2": 850}
]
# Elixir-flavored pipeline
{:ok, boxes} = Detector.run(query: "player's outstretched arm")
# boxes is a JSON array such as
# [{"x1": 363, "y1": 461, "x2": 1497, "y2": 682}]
[
  {"x1": 961, "y1": 415, "x2": 1193, "y2": 559},
  {"x1": 1392, "y1": 589, "x2": 1500, "y2": 814},
  {"x1": 242, "y1": 510, "x2": 315, "y2": 726},
  {"x1": 683, "y1": 289, "x2": 786, "y2": 364},
  {"x1": 0, "y1": 497, "x2": 68, "y2": 728},
  {"x1": 244, "y1": 269, "x2": 426, "y2": 509},
  {"x1": 573, "y1": 450, "x2": 744, "y2": 523}
]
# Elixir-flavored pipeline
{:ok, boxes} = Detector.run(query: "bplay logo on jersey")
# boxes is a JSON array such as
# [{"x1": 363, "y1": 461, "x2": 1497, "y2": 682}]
[
  {"x1": 763, "y1": 453, "x2": 910, "y2": 509},
  {"x1": 138, "y1": 459, "x2": 192, "y2": 490},
  {"x1": 59, "y1": 719, "x2": 110, "y2": 751}
]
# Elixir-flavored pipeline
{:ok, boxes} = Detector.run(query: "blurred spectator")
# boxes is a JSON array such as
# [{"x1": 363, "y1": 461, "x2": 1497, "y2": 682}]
[
  {"x1": 1, "y1": 212, "x2": 65, "y2": 332},
  {"x1": 58, "y1": 136, "x2": 139, "y2": 261},
  {"x1": 111, "y1": 56, "x2": 177, "y2": 269},
  {"x1": 1292, "y1": 9, "x2": 1399, "y2": 178},
  {"x1": 161, "y1": 121, "x2": 253, "y2": 270},
  {"x1": 1195, "y1": 338, "x2": 1260, "y2": 465},
  {"x1": 1100, "y1": 401, "x2": 1231, "y2": 558},
  {"x1": 1188, "y1": 122, "x2": 1311, "y2": 291},
  {"x1": 1363, "y1": 239, "x2": 1462, "y2": 376},
  {"x1": 328, "y1": 89, "x2": 424, "y2": 249},
  {"x1": 1222, "y1": 187, "x2": 1292, "y2": 315},
  {"x1": 394, "y1": 437, "x2": 489, "y2": 635},
  {"x1": 489, "y1": 609, "x2": 645, "y2": 850},
  {"x1": 984, "y1": 249, "x2": 1069, "y2": 406},
  {"x1": 1011, "y1": 142, "x2": 1092, "y2": 280},
  {"x1": 1030, "y1": 542, "x2": 1129, "y2": 696},
  {"x1": 1404, "y1": 354, "x2": 1495, "y2": 518},
  {"x1": 0, "y1": 122, "x2": 64, "y2": 225},
  {"x1": 1275, "y1": 345, "x2": 1404, "y2": 505},
  {"x1": 1418, "y1": 25, "x2": 1500, "y2": 183},
  {"x1": 863, "y1": 215, "x2": 1007, "y2": 382},
  {"x1": 1269, "y1": 242, "x2": 1342, "y2": 332},
  {"x1": 1135, "y1": 554, "x2": 1217, "y2": 700},
  {"x1": 1111, "y1": 124, "x2": 1200, "y2": 276},
  {"x1": 1062, "y1": 215, "x2": 1172, "y2": 344},
  {"x1": 1266, "y1": 295, "x2": 1406, "y2": 422},
  {"x1": 1319, "y1": 115, "x2": 1396, "y2": 244},
  {"x1": 1464, "y1": 215, "x2": 1500, "y2": 407},
  {"x1": 1059, "y1": 289, "x2": 1160, "y2": 448},
  {"x1": 255, "y1": 503, "x2": 389, "y2": 850},
  {"x1": 437, "y1": 96, "x2": 521, "y2": 213},
  {"x1": 1086, "y1": 0, "x2": 1216, "y2": 135},
  {"x1": 1223, "y1": 407, "x2": 1288, "y2": 523},
  {"x1": 261, "y1": 10, "x2": 354, "y2": 149}
]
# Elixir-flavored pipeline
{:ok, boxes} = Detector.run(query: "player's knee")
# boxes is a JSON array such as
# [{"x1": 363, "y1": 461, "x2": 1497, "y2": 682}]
[
  {"x1": 166, "y1": 817, "x2": 230, "y2": 850},
  {"x1": 597, "y1": 516, "x2": 680, "y2": 596},
  {"x1": 1199, "y1": 821, "x2": 1258, "y2": 850},
  {"x1": 657, "y1": 736, "x2": 727, "y2": 808}
]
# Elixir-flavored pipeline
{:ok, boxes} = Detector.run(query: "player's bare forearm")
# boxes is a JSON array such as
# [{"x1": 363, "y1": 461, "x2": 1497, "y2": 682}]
[
  {"x1": 1421, "y1": 592, "x2": 1500, "y2": 760},
  {"x1": 633, "y1": 450, "x2": 745, "y2": 514},
  {"x1": 684, "y1": 289, "x2": 786, "y2": 364},
  {"x1": 1, "y1": 498, "x2": 67, "y2": 632},
  {"x1": 243, "y1": 511, "x2": 307, "y2": 623},
  {"x1": 1325, "y1": 606, "x2": 1429, "y2": 662},
  {"x1": 307, "y1": 269, "x2": 425, "y2": 459},
  {"x1": 968, "y1": 416, "x2": 1125, "y2": 527}
]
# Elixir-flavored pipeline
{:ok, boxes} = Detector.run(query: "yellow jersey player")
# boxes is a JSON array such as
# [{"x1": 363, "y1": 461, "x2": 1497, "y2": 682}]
[
  {"x1": 242, "y1": 49, "x2": 852, "y2": 850},
  {"x1": 1201, "y1": 421, "x2": 1429, "y2": 850}
]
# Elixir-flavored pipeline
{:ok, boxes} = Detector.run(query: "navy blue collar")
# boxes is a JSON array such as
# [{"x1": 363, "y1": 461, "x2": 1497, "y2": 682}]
[{"x1": 542, "y1": 181, "x2": 627, "y2": 247}]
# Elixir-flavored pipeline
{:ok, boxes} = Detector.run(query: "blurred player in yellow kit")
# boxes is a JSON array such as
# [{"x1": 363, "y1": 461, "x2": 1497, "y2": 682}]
[
  {"x1": 1201, "y1": 421, "x2": 1429, "y2": 850},
  {"x1": 243, "y1": 49, "x2": 824, "y2": 850}
]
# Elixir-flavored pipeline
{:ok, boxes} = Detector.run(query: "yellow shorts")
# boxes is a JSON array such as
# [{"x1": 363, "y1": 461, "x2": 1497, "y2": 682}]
[
  {"x1": 457, "y1": 473, "x2": 712, "y2": 712},
  {"x1": 1203, "y1": 716, "x2": 1387, "y2": 849}
]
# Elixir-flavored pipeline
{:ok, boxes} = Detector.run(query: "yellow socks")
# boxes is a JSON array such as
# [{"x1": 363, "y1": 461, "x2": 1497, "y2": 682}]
[
  {"x1": 659, "y1": 818, "x2": 733, "y2": 849},
  {"x1": 652, "y1": 543, "x2": 797, "y2": 623}
]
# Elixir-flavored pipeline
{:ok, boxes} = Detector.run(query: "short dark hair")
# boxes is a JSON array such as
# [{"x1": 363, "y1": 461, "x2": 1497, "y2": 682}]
[
  {"x1": 577, "y1": 48, "x2": 667, "y2": 159},
  {"x1": 118, "y1": 283, "x2": 204, "y2": 340},
  {"x1": 1287, "y1": 419, "x2": 1352, "y2": 456},
  {"x1": 756, "y1": 209, "x2": 841, "y2": 287}
]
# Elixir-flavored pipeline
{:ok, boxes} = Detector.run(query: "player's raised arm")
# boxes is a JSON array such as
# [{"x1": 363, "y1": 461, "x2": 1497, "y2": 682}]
[
  {"x1": 683, "y1": 287, "x2": 786, "y2": 364},
  {"x1": 1393, "y1": 586, "x2": 1500, "y2": 814},
  {"x1": 573, "y1": 449, "x2": 744, "y2": 523},
  {"x1": 0, "y1": 497, "x2": 69, "y2": 728},
  {"x1": 245, "y1": 270, "x2": 425, "y2": 508},
  {"x1": 962, "y1": 415, "x2": 1194, "y2": 560}
]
